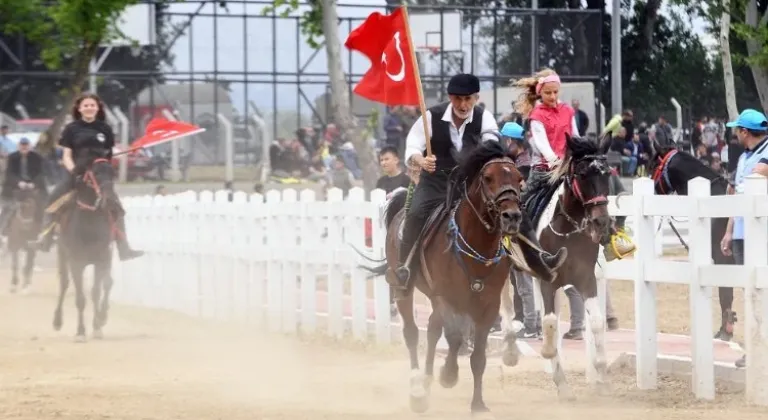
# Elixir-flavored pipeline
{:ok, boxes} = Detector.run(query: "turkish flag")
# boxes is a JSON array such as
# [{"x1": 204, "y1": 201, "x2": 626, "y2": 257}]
[
  {"x1": 345, "y1": 7, "x2": 420, "y2": 106},
  {"x1": 131, "y1": 118, "x2": 206, "y2": 150}
]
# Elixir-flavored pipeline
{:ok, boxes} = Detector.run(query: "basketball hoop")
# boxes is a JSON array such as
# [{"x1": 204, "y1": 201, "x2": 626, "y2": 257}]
[{"x1": 417, "y1": 45, "x2": 441, "y2": 57}]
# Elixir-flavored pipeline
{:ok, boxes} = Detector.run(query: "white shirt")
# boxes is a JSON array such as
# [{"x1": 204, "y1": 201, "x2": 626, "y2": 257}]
[
  {"x1": 529, "y1": 110, "x2": 581, "y2": 165},
  {"x1": 404, "y1": 104, "x2": 499, "y2": 161}
]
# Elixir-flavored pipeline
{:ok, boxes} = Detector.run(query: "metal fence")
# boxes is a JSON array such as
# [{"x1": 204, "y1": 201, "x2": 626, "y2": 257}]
[{"x1": 0, "y1": 1, "x2": 603, "y2": 170}]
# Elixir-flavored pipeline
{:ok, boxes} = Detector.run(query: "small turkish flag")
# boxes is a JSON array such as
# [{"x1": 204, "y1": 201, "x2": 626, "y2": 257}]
[
  {"x1": 345, "y1": 7, "x2": 420, "y2": 106},
  {"x1": 131, "y1": 118, "x2": 205, "y2": 150}
]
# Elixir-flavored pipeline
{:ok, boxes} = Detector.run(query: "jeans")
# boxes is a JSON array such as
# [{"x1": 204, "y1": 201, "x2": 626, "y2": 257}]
[
  {"x1": 513, "y1": 269, "x2": 540, "y2": 330},
  {"x1": 564, "y1": 284, "x2": 616, "y2": 330},
  {"x1": 621, "y1": 156, "x2": 638, "y2": 176}
]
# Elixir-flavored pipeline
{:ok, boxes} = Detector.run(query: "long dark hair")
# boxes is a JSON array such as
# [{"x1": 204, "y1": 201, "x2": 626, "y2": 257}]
[{"x1": 71, "y1": 92, "x2": 106, "y2": 122}]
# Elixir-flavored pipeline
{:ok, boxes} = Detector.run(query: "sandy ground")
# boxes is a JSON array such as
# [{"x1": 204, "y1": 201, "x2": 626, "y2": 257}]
[{"x1": 0, "y1": 272, "x2": 765, "y2": 420}]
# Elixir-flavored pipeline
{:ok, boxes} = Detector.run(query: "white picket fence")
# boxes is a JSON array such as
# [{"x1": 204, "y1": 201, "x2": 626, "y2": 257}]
[{"x1": 110, "y1": 176, "x2": 768, "y2": 406}]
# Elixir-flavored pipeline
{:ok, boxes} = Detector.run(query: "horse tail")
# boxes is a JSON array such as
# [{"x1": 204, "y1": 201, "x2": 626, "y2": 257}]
[{"x1": 353, "y1": 188, "x2": 408, "y2": 278}]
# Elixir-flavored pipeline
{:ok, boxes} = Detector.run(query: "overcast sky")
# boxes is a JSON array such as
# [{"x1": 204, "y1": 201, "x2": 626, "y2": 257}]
[{"x1": 119, "y1": 0, "x2": 715, "y2": 116}]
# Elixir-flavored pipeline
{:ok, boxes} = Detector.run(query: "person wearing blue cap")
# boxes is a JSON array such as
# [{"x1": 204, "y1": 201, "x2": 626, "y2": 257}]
[
  {"x1": 500, "y1": 121, "x2": 531, "y2": 180},
  {"x1": 719, "y1": 108, "x2": 768, "y2": 369}
]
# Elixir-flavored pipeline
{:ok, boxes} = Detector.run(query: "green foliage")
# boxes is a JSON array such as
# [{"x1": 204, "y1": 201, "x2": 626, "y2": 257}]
[
  {"x1": 262, "y1": 0, "x2": 325, "y2": 48},
  {"x1": 0, "y1": 0, "x2": 143, "y2": 69}
]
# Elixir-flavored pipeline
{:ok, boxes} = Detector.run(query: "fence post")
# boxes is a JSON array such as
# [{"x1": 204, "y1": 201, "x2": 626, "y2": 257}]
[
  {"x1": 299, "y1": 189, "x2": 318, "y2": 334},
  {"x1": 633, "y1": 177, "x2": 658, "y2": 389},
  {"x1": 743, "y1": 174, "x2": 768, "y2": 406},
  {"x1": 688, "y1": 177, "x2": 714, "y2": 399},
  {"x1": 370, "y1": 188, "x2": 391, "y2": 344},
  {"x1": 281, "y1": 188, "x2": 299, "y2": 333},
  {"x1": 326, "y1": 188, "x2": 345, "y2": 338},
  {"x1": 265, "y1": 190, "x2": 283, "y2": 331},
  {"x1": 216, "y1": 113, "x2": 234, "y2": 183},
  {"x1": 348, "y1": 187, "x2": 368, "y2": 341}
]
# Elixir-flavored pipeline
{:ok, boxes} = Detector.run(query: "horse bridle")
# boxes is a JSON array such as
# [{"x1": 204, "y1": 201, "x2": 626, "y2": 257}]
[
  {"x1": 551, "y1": 155, "x2": 610, "y2": 237},
  {"x1": 463, "y1": 157, "x2": 521, "y2": 233},
  {"x1": 76, "y1": 158, "x2": 110, "y2": 212}
]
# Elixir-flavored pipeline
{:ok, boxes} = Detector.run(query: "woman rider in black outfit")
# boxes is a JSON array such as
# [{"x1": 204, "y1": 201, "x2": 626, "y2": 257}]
[{"x1": 31, "y1": 93, "x2": 143, "y2": 261}]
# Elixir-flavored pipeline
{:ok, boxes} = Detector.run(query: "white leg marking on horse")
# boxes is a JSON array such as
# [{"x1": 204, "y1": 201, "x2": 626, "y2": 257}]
[
  {"x1": 541, "y1": 312, "x2": 558, "y2": 359},
  {"x1": 410, "y1": 368, "x2": 427, "y2": 398},
  {"x1": 584, "y1": 297, "x2": 608, "y2": 385}
]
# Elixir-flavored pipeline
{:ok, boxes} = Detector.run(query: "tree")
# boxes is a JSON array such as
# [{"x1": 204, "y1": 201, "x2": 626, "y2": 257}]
[
  {"x1": 264, "y1": 0, "x2": 378, "y2": 190},
  {"x1": 0, "y1": 3, "x2": 179, "y2": 121},
  {"x1": 721, "y1": 0, "x2": 740, "y2": 120},
  {"x1": 0, "y1": 0, "x2": 142, "y2": 153}
]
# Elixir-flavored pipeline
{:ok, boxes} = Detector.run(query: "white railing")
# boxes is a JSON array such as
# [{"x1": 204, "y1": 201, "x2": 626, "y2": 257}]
[{"x1": 111, "y1": 176, "x2": 768, "y2": 406}]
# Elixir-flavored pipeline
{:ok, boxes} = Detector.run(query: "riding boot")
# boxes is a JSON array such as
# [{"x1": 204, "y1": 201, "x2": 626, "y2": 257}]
[
  {"x1": 714, "y1": 310, "x2": 737, "y2": 341},
  {"x1": 114, "y1": 212, "x2": 144, "y2": 261},
  {"x1": 394, "y1": 213, "x2": 420, "y2": 289},
  {"x1": 517, "y1": 214, "x2": 567, "y2": 282}
]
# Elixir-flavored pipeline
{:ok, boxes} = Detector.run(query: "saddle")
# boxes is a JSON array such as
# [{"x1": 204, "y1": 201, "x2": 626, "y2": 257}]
[
  {"x1": 398, "y1": 200, "x2": 450, "y2": 251},
  {"x1": 523, "y1": 176, "x2": 563, "y2": 229}
]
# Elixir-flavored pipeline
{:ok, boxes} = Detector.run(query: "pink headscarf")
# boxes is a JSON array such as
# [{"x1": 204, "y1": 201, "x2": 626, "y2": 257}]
[{"x1": 535, "y1": 74, "x2": 561, "y2": 95}]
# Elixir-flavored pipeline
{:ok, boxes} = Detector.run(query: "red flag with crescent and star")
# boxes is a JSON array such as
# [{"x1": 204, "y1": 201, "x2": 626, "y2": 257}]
[
  {"x1": 130, "y1": 118, "x2": 206, "y2": 151},
  {"x1": 344, "y1": 7, "x2": 420, "y2": 106}
]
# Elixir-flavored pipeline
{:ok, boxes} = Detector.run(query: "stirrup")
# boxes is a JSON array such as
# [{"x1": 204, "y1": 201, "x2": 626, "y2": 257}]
[{"x1": 605, "y1": 230, "x2": 636, "y2": 260}]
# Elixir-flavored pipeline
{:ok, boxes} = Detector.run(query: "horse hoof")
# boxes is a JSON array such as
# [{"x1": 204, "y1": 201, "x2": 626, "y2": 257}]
[
  {"x1": 409, "y1": 395, "x2": 429, "y2": 413},
  {"x1": 439, "y1": 364, "x2": 459, "y2": 389},
  {"x1": 471, "y1": 402, "x2": 491, "y2": 415},
  {"x1": 52, "y1": 316, "x2": 63, "y2": 331},
  {"x1": 540, "y1": 346, "x2": 557, "y2": 360},
  {"x1": 92, "y1": 329, "x2": 104, "y2": 340},
  {"x1": 502, "y1": 346, "x2": 520, "y2": 367},
  {"x1": 74, "y1": 334, "x2": 87, "y2": 343}
]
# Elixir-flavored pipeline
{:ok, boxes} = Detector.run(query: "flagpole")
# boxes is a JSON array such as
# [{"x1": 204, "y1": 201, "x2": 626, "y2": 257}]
[{"x1": 400, "y1": 5, "x2": 432, "y2": 157}]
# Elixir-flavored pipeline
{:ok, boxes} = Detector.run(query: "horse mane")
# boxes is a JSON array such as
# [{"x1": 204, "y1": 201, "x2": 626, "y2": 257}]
[
  {"x1": 547, "y1": 134, "x2": 599, "y2": 184},
  {"x1": 447, "y1": 139, "x2": 515, "y2": 205}
]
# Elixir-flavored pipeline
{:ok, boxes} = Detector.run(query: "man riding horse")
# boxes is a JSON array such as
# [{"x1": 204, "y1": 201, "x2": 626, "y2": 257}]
[
  {"x1": 0, "y1": 137, "x2": 47, "y2": 245},
  {"x1": 30, "y1": 93, "x2": 143, "y2": 261},
  {"x1": 393, "y1": 73, "x2": 566, "y2": 289}
]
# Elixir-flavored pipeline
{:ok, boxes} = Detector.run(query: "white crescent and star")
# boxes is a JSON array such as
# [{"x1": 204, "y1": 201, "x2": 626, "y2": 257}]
[{"x1": 381, "y1": 31, "x2": 406, "y2": 82}]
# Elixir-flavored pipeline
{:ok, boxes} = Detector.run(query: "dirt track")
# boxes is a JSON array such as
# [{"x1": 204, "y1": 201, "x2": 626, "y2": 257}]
[{"x1": 0, "y1": 273, "x2": 766, "y2": 420}]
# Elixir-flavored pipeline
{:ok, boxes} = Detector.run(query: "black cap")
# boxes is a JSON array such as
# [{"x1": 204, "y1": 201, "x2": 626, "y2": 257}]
[{"x1": 447, "y1": 74, "x2": 480, "y2": 96}]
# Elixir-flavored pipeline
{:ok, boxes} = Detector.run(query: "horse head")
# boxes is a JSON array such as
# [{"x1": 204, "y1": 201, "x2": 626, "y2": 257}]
[
  {"x1": 77, "y1": 157, "x2": 116, "y2": 212},
  {"x1": 452, "y1": 139, "x2": 524, "y2": 235},
  {"x1": 12, "y1": 187, "x2": 38, "y2": 225},
  {"x1": 555, "y1": 134, "x2": 612, "y2": 243}
]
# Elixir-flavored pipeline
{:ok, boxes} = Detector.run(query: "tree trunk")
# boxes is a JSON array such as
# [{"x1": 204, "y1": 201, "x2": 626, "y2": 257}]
[
  {"x1": 37, "y1": 40, "x2": 100, "y2": 154},
  {"x1": 320, "y1": 0, "x2": 378, "y2": 191},
  {"x1": 744, "y1": 0, "x2": 768, "y2": 111},
  {"x1": 720, "y1": 0, "x2": 739, "y2": 120}
]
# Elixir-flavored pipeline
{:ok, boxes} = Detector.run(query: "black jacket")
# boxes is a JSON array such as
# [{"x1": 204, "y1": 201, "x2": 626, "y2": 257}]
[{"x1": 2, "y1": 150, "x2": 46, "y2": 199}]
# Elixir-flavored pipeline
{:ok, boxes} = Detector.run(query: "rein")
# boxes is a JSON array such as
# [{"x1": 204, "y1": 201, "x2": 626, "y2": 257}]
[
  {"x1": 76, "y1": 158, "x2": 110, "y2": 212},
  {"x1": 652, "y1": 149, "x2": 678, "y2": 194},
  {"x1": 549, "y1": 155, "x2": 608, "y2": 237},
  {"x1": 448, "y1": 157, "x2": 518, "y2": 292}
]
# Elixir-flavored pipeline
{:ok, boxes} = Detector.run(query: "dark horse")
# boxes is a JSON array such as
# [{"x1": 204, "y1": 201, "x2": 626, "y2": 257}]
[
  {"x1": 364, "y1": 141, "x2": 524, "y2": 414},
  {"x1": 510, "y1": 135, "x2": 614, "y2": 399},
  {"x1": 649, "y1": 145, "x2": 735, "y2": 340},
  {"x1": 53, "y1": 157, "x2": 117, "y2": 342},
  {"x1": 6, "y1": 188, "x2": 40, "y2": 293}
]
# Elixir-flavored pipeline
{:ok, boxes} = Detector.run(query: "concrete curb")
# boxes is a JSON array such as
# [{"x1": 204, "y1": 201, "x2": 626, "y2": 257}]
[{"x1": 609, "y1": 352, "x2": 745, "y2": 389}]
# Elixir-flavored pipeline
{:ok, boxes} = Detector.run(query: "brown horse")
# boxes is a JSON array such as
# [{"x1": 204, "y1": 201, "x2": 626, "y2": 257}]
[
  {"x1": 367, "y1": 141, "x2": 525, "y2": 414},
  {"x1": 7, "y1": 188, "x2": 40, "y2": 294}
]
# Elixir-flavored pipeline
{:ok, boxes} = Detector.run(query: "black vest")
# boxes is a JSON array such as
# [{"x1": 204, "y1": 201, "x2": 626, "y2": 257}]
[{"x1": 427, "y1": 102, "x2": 484, "y2": 172}]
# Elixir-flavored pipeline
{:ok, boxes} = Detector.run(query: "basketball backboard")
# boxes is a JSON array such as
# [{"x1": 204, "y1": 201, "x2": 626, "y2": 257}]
[
  {"x1": 407, "y1": 11, "x2": 462, "y2": 52},
  {"x1": 108, "y1": 4, "x2": 156, "y2": 47}
]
